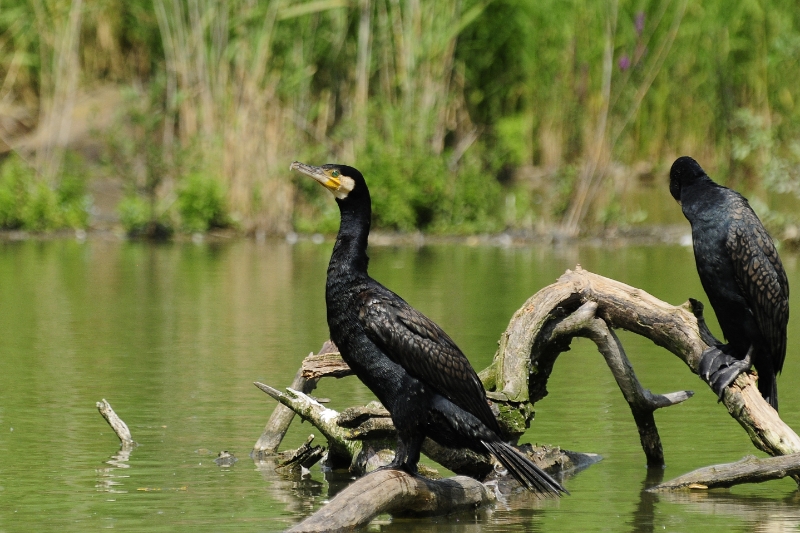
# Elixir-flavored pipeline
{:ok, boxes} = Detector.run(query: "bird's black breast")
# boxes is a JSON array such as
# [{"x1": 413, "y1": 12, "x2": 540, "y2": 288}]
[{"x1": 325, "y1": 276, "x2": 414, "y2": 410}]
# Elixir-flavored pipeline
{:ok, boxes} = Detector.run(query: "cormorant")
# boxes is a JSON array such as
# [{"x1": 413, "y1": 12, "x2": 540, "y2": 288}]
[
  {"x1": 290, "y1": 161, "x2": 567, "y2": 496},
  {"x1": 670, "y1": 156, "x2": 789, "y2": 410}
]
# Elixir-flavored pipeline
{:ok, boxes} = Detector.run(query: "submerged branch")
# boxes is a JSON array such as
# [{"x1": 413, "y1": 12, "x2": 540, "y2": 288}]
[
  {"x1": 547, "y1": 300, "x2": 692, "y2": 465},
  {"x1": 254, "y1": 382, "x2": 361, "y2": 463},
  {"x1": 96, "y1": 399, "x2": 136, "y2": 449},
  {"x1": 649, "y1": 453, "x2": 800, "y2": 491},
  {"x1": 252, "y1": 340, "x2": 338, "y2": 457}
]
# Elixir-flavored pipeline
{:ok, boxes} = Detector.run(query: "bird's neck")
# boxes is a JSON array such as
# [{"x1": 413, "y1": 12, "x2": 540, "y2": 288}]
[
  {"x1": 682, "y1": 177, "x2": 725, "y2": 218},
  {"x1": 328, "y1": 205, "x2": 371, "y2": 280}
]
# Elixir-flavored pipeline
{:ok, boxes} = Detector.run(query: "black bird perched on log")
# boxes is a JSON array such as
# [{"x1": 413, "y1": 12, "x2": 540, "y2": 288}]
[
  {"x1": 670, "y1": 156, "x2": 789, "y2": 410},
  {"x1": 290, "y1": 161, "x2": 567, "y2": 496}
]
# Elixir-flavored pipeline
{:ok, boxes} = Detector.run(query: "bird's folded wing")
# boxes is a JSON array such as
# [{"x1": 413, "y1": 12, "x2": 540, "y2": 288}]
[
  {"x1": 357, "y1": 286, "x2": 500, "y2": 432},
  {"x1": 727, "y1": 212, "x2": 789, "y2": 372}
]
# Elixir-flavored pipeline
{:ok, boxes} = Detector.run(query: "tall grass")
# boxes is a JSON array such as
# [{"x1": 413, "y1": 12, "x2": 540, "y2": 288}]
[{"x1": 1, "y1": 0, "x2": 800, "y2": 234}]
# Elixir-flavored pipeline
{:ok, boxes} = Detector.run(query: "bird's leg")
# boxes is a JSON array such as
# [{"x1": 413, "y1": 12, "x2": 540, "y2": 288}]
[
  {"x1": 376, "y1": 434, "x2": 421, "y2": 475},
  {"x1": 379, "y1": 438, "x2": 408, "y2": 471},
  {"x1": 400, "y1": 432, "x2": 423, "y2": 474},
  {"x1": 698, "y1": 344, "x2": 754, "y2": 400}
]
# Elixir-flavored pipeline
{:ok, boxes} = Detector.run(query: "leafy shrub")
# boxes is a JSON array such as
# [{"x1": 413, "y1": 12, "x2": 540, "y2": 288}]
[
  {"x1": 22, "y1": 183, "x2": 61, "y2": 231},
  {"x1": 117, "y1": 195, "x2": 175, "y2": 239},
  {"x1": 0, "y1": 154, "x2": 90, "y2": 231},
  {"x1": 0, "y1": 155, "x2": 30, "y2": 229},
  {"x1": 358, "y1": 144, "x2": 447, "y2": 232},
  {"x1": 117, "y1": 195, "x2": 151, "y2": 234},
  {"x1": 177, "y1": 172, "x2": 230, "y2": 232}
]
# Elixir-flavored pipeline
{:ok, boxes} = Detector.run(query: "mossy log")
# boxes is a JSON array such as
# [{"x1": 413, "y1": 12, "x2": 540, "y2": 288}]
[{"x1": 253, "y1": 381, "x2": 595, "y2": 479}]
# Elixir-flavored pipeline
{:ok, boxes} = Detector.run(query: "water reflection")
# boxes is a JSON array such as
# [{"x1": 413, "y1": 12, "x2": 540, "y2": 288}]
[
  {"x1": 96, "y1": 448, "x2": 133, "y2": 494},
  {"x1": 627, "y1": 468, "x2": 664, "y2": 533},
  {"x1": 655, "y1": 491, "x2": 800, "y2": 532},
  {"x1": 254, "y1": 457, "x2": 326, "y2": 519}
]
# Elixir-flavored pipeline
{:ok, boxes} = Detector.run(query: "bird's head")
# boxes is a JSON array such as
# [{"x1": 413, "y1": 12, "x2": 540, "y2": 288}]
[
  {"x1": 669, "y1": 156, "x2": 707, "y2": 204},
  {"x1": 290, "y1": 161, "x2": 368, "y2": 205}
]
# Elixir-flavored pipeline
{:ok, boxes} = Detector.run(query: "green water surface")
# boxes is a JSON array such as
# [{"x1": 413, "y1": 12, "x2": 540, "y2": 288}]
[{"x1": 1, "y1": 238, "x2": 799, "y2": 532}]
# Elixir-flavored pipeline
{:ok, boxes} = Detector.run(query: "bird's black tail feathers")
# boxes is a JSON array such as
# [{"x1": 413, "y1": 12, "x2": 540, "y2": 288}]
[
  {"x1": 482, "y1": 440, "x2": 568, "y2": 497},
  {"x1": 758, "y1": 372, "x2": 779, "y2": 411}
]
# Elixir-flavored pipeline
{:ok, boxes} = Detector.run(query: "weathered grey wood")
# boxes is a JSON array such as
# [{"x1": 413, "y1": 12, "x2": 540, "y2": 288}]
[
  {"x1": 336, "y1": 403, "x2": 390, "y2": 427},
  {"x1": 544, "y1": 300, "x2": 692, "y2": 465},
  {"x1": 96, "y1": 399, "x2": 136, "y2": 449},
  {"x1": 301, "y1": 351, "x2": 352, "y2": 380},
  {"x1": 254, "y1": 381, "x2": 590, "y2": 480},
  {"x1": 285, "y1": 470, "x2": 493, "y2": 533},
  {"x1": 487, "y1": 266, "x2": 800, "y2": 460},
  {"x1": 648, "y1": 453, "x2": 800, "y2": 491},
  {"x1": 252, "y1": 365, "x2": 316, "y2": 457},
  {"x1": 253, "y1": 341, "x2": 339, "y2": 457},
  {"x1": 254, "y1": 382, "x2": 361, "y2": 464}
]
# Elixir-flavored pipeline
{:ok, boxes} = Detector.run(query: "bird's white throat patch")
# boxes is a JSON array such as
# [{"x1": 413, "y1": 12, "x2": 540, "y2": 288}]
[{"x1": 331, "y1": 176, "x2": 355, "y2": 199}]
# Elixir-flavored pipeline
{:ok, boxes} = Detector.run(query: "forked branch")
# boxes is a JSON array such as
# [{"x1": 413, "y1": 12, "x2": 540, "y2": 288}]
[{"x1": 484, "y1": 266, "x2": 800, "y2": 460}]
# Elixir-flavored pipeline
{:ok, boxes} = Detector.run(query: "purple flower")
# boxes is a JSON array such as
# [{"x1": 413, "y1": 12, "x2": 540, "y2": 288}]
[
  {"x1": 635, "y1": 12, "x2": 645, "y2": 35},
  {"x1": 619, "y1": 54, "x2": 631, "y2": 71}
]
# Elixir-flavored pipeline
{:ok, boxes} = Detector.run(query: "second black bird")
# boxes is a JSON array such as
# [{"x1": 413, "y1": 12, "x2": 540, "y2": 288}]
[{"x1": 670, "y1": 156, "x2": 789, "y2": 410}]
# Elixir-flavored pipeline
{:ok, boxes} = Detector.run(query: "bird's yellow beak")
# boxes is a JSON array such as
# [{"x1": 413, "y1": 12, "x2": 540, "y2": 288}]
[
  {"x1": 290, "y1": 161, "x2": 354, "y2": 200},
  {"x1": 290, "y1": 161, "x2": 342, "y2": 190}
]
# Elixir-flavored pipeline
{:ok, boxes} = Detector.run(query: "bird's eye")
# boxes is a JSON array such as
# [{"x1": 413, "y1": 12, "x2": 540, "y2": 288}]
[{"x1": 331, "y1": 170, "x2": 340, "y2": 177}]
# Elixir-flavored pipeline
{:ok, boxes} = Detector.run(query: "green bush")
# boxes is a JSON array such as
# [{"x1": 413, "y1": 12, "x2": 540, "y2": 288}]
[
  {"x1": 359, "y1": 145, "x2": 447, "y2": 232},
  {"x1": 0, "y1": 154, "x2": 90, "y2": 231},
  {"x1": 117, "y1": 195, "x2": 151, "y2": 234},
  {"x1": 0, "y1": 156, "x2": 30, "y2": 229},
  {"x1": 22, "y1": 183, "x2": 61, "y2": 231},
  {"x1": 177, "y1": 172, "x2": 230, "y2": 232},
  {"x1": 117, "y1": 195, "x2": 175, "y2": 239}
]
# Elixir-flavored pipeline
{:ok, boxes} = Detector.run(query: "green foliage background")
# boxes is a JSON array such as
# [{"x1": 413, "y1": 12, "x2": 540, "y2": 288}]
[{"x1": 1, "y1": 0, "x2": 799, "y2": 234}]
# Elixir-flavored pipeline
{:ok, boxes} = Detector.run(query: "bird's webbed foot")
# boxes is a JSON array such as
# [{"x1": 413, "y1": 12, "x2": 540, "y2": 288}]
[
  {"x1": 374, "y1": 440, "x2": 419, "y2": 475},
  {"x1": 376, "y1": 460, "x2": 418, "y2": 476},
  {"x1": 698, "y1": 345, "x2": 753, "y2": 400}
]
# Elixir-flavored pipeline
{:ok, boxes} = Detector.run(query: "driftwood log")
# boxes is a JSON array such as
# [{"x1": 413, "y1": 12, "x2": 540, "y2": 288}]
[
  {"x1": 649, "y1": 453, "x2": 800, "y2": 491},
  {"x1": 285, "y1": 470, "x2": 492, "y2": 533},
  {"x1": 480, "y1": 266, "x2": 800, "y2": 459},
  {"x1": 97, "y1": 399, "x2": 136, "y2": 449},
  {"x1": 259, "y1": 267, "x2": 800, "y2": 531},
  {"x1": 494, "y1": 267, "x2": 800, "y2": 487},
  {"x1": 252, "y1": 340, "x2": 339, "y2": 458},
  {"x1": 253, "y1": 381, "x2": 597, "y2": 479}
]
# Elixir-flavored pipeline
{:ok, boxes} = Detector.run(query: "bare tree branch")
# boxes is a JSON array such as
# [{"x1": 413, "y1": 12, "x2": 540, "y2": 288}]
[
  {"x1": 252, "y1": 340, "x2": 338, "y2": 457},
  {"x1": 649, "y1": 453, "x2": 800, "y2": 491},
  {"x1": 485, "y1": 266, "x2": 800, "y2": 459},
  {"x1": 96, "y1": 399, "x2": 136, "y2": 449}
]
